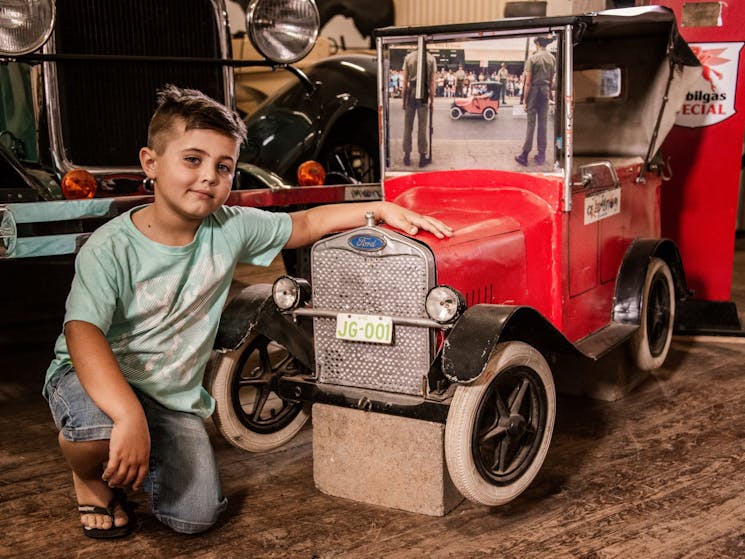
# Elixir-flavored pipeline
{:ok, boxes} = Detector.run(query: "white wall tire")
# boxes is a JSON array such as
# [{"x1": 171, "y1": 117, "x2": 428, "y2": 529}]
[
  {"x1": 445, "y1": 342, "x2": 555, "y2": 506},
  {"x1": 482, "y1": 107, "x2": 496, "y2": 120},
  {"x1": 629, "y1": 257, "x2": 675, "y2": 371},
  {"x1": 450, "y1": 106, "x2": 463, "y2": 120},
  {"x1": 205, "y1": 334, "x2": 310, "y2": 452}
]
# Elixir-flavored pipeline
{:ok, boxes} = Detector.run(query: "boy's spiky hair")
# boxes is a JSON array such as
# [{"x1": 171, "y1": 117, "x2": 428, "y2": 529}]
[{"x1": 147, "y1": 84, "x2": 247, "y2": 153}]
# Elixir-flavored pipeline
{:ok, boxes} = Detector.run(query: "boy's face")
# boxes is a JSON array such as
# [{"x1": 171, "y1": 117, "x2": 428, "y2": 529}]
[{"x1": 140, "y1": 120, "x2": 239, "y2": 223}]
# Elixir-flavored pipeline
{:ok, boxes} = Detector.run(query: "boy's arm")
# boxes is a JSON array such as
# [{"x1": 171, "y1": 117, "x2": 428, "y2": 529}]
[
  {"x1": 65, "y1": 320, "x2": 150, "y2": 491},
  {"x1": 285, "y1": 201, "x2": 453, "y2": 249}
]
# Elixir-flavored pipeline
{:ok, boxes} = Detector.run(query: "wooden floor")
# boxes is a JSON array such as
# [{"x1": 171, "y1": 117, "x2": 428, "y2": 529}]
[{"x1": 2, "y1": 243, "x2": 745, "y2": 558}]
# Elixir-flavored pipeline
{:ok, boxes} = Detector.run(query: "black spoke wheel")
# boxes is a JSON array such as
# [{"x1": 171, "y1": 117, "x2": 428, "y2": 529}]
[
  {"x1": 445, "y1": 342, "x2": 555, "y2": 506},
  {"x1": 205, "y1": 334, "x2": 310, "y2": 452},
  {"x1": 472, "y1": 365, "x2": 548, "y2": 485},
  {"x1": 630, "y1": 257, "x2": 675, "y2": 371},
  {"x1": 323, "y1": 142, "x2": 377, "y2": 183},
  {"x1": 320, "y1": 115, "x2": 379, "y2": 184}
]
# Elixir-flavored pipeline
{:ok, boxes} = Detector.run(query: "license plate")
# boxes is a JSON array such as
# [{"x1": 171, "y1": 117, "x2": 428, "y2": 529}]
[{"x1": 336, "y1": 313, "x2": 393, "y2": 344}]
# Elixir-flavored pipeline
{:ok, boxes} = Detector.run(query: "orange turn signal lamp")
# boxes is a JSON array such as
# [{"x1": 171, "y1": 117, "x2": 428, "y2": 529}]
[
  {"x1": 62, "y1": 162, "x2": 329, "y2": 198},
  {"x1": 297, "y1": 160, "x2": 326, "y2": 186},
  {"x1": 61, "y1": 169, "x2": 97, "y2": 199}
]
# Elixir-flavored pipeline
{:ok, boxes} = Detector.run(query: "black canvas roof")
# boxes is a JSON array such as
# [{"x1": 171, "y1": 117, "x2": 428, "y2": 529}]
[{"x1": 374, "y1": 6, "x2": 699, "y2": 68}]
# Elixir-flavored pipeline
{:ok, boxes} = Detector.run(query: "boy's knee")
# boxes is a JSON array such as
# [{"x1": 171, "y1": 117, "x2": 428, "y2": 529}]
[
  {"x1": 157, "y1": 514, "x2": 215, "y2": 535},
  {"x1": 155, "y1": 497, "x2": 227, "y2": 534}
]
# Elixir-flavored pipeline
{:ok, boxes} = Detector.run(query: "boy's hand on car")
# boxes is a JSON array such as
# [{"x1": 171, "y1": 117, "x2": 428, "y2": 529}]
[
  {"x1": 102, "y1": 414, "x2": 151, "y2": 491},
  {"x1": 380, "y1": 202, "x2": 453, "y2": 239}
]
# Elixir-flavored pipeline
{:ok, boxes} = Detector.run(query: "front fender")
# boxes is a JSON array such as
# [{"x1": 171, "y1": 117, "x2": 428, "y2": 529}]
[
  {"x1": 214, "y1": 283, "x2": 314, "y2": 369},
  {"x1": 441, "y1": 304, "x2": 578, "y2": 384}
]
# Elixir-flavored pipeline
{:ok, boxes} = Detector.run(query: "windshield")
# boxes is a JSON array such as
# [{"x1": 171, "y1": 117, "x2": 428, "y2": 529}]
[{"x1": 380, "y1": 30, "x2": 564, "y2": 177}]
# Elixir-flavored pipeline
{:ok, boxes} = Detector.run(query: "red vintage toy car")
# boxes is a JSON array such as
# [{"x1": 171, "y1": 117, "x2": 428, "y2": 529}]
[
  {"x1": 449, "y1": 81, "x2": 501, "y2": 120},
  {"x1": 207, "y1": 7, "x2": 703, "y2": 507}
]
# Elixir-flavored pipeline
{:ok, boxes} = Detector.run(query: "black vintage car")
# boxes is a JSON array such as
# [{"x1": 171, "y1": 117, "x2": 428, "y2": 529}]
[
  {"x1": 239, "y1": 53, "x2": 379, "y2": 186},
  {"x1": 2, "y1": 0, "x2": 241, "y2": 205},
  {"x1": 0, "y1": 0, "x2": 380, "y2": 340},
  {"x1": 0, "y1": 0, "x2": 380, "y2": 261},
  {"x1": 0, "y1": 0, "x2": 382, "y2": 199}
]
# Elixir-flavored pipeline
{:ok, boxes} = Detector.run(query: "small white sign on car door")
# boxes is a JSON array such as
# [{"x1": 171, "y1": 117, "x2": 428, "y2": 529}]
[{"x1": 584, "y1": 187, "x2": 621, "y2": 225}]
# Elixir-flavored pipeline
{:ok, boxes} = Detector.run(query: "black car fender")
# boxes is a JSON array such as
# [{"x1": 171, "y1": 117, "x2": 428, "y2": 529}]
[
  {"x1": 240, "y1": 54, "x2": 378, "y2": 184},
  {"x1": 612, "y1": 238, "x2": 688, "y2": 325},
  {"x1": 308, "y1": 55, "x2": 379, "y2": 154},
  {"x1": 441, "y1": 304, "x2": 579, "y2": 384},
  {"x1": 308, "y1": 55, "x2": 378, "y2": 109},
  {"x1": 313, "y1": 93, "x2": 363, "y2": 153},
  {"x1": 213, "y1": 283, "x2": 314, "y2": 370}
]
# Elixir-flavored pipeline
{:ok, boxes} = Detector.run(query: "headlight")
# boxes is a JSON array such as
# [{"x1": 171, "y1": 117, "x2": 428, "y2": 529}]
[
  {"x1": 247, "y1": 0, "x2": 319, "y2": 64},
  {"x1": 0, "y1": 0, "x2": 55, "y2": 56},
  {"x1": 425, "y1": 286, "x2": 465, "y2": 324},
  {"x1": 272, "y1": 275, "x2": 311, "y2": 311},
  {"x1": 0, "y1": 206, "x2": 17, "y2": 258}
]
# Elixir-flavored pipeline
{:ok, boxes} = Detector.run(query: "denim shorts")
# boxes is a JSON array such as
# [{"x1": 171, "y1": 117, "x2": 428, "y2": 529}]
[{"x1": 47, "y1": 367, "x2": 227, "y2": 534}]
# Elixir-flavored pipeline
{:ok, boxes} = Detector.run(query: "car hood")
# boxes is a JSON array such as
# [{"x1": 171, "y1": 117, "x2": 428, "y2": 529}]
[{"x1": 385, "y1": 169, "x2": 561, "y2": 249}]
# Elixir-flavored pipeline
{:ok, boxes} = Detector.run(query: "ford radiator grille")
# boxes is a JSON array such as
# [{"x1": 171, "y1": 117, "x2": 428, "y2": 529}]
[{"x1": 311, "y1": 228, "x2": 435, "y2": 395}]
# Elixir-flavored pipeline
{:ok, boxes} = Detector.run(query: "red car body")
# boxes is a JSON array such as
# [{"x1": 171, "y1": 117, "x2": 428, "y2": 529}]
[{"x1": 384, "y1": 164, "x2": 659, "y2": 343}]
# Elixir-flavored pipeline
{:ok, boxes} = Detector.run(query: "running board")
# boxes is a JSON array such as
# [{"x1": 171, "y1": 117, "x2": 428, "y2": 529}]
[
  {"x1": 575, "y1": 323, "x2": 637, "y2": 360},
  {"x1": 674, "y1": 299, "x2": 744, "y2": 337}
]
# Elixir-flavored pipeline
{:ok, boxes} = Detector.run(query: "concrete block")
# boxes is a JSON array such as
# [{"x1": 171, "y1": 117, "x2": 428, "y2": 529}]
[
  {"x1": 554, "y1": 345, "x2": 650, "y2": 402},
  {"x1": 312, "y1": 403, "x2": 464, "y2": 516}
]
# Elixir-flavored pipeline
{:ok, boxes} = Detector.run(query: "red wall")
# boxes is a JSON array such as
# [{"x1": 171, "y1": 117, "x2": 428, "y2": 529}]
[{"x1": 654, "y1": 1, "x2": 745, "y2": 301}]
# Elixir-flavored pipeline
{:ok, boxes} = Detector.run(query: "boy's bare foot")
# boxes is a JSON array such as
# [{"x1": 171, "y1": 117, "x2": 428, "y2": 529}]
[{"x1": 73, "y1": 472, "x2": 131, "y2": 534}]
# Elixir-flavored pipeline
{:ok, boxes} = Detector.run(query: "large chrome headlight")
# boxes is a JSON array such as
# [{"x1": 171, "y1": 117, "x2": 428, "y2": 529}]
[
  {"x1": 247, "y1": 0, "x2": 319, "y2": 64},
  {"x1": 425, "y1": 285, "x2": 466, "y2": 324},
  {"x1": 0, "y1": 0, "x2": 55, "y2": 56},
  {"x1": 272, "y1": 275, "x2": 311, "y2": 311}
]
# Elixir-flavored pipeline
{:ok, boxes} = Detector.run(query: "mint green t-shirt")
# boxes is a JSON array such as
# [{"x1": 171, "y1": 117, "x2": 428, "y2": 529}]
[{"x1": 44, "y1": 204, "x2": 292, "y2": 418}]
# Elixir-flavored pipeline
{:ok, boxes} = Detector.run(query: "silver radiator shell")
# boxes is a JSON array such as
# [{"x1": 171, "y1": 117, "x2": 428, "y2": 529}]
[{"x1": 310, "y1": 227, "x2": 436, "y2": 396}]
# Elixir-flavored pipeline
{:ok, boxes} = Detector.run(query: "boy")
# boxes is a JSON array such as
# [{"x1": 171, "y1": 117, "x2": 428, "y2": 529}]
[{"x1": 43, "y1": 85, "x2": 452, "y2": 538}]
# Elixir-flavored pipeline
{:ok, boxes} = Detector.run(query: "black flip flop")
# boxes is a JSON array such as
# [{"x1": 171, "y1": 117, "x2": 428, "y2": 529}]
[{"x1": 78, "y1": 489, "x2": 136, "y2": 539}]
